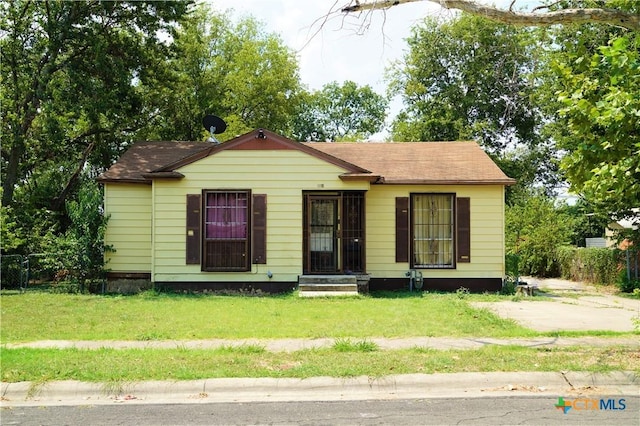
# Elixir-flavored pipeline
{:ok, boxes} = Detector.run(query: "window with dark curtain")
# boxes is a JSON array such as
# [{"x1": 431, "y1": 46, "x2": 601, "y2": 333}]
[{"x1": 203, "y1": 191, "x2": 250, "y2": 271}]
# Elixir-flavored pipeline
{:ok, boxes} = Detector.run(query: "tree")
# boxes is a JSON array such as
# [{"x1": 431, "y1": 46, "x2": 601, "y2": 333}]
[
  {"x1": 1, "y1": 0, "x2": 192, "y2": 210},
  {"x1": 292, "y1": 81, "x2": 388, "y2": 141},
  {"x1": 553, "y1": 33, "x2": 640, "y2": 241},
  {"x1": 505, "y1": 193, "x2": 576, "y2": 276},
  {"x1": 387, "y1": 14, "x2": 557, "y2": 194},
  {"x1": 142, "y1": 4, "x2": 303, "y2": 141},
  {"x1": 62, "y1": 175, "x2": 111, "y2": 287},
  {"x1": 557, "y1": 198, "x2": 609, "y2": 247},
  {"x1": 340, "y1": 0, "x2": 640, "y2": 30}
]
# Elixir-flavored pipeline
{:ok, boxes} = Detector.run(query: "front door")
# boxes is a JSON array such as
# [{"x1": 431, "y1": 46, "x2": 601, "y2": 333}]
[
  {"x1": 308, "y1": 196, "x2": 339, "y2": 273},
  {"x1": 303, "y1": 192, "x2": 365, "y2": 274}
]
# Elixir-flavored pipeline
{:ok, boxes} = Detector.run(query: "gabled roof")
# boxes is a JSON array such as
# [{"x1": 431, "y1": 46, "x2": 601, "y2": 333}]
[
  {"x1": 97, "y1": 129, "x2": 515, "y2": 185},
  {"x1": 97, "y1": 141, "x2": 210, "y2": 183},
  {"x1": 98, "y1": 129, "x2": 371, "y2": 183}
]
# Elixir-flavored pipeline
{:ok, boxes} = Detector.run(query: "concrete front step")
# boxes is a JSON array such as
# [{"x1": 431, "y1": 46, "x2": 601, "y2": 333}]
[
  {"x1": 299, "y1": 283, "x2": 358, "y2": 292},
  {"x1": 299, "y1": 290, "x2": 359, "y2": 298},
  {"x1": 298, "y1": 275, "x2": 359, "y2": 297},
  {"x1": 298, "y1": 275, "x2": 358, "y2": 285}
]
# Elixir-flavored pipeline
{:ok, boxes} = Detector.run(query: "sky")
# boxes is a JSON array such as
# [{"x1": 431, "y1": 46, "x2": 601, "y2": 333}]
[{"x1": 206, "y1": 0, "x2": 542, "y2": 139}]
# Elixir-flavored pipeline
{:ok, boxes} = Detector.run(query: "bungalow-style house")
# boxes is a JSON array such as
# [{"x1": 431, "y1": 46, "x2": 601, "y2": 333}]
[{"x1": 97, "y1": 129, "x2": 515, "y2": 293}]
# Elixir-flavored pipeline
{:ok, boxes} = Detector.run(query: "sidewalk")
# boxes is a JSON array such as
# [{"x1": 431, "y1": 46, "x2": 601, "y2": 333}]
[{"x1": 4, "y1": 335, "x2": 640, "y2": 351}]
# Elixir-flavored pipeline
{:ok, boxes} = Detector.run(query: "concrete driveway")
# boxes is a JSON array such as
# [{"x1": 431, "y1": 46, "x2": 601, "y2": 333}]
[{"x1": 472, "y1": 277, "x2": 640, "y2": 332}]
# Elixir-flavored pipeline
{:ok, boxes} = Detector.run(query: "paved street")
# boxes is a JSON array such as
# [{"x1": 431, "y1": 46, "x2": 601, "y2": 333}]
[{"x1": 2, "y1": 396, "x2": 638, "y2": 425}]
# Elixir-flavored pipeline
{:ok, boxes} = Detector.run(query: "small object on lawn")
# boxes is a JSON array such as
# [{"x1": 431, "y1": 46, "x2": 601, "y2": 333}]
[{"x1": 516, "y1": 285, "x2": 536, "y2": 296}]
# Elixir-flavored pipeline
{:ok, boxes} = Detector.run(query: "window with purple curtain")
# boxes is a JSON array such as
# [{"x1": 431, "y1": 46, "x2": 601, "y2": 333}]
[
  {"x1": 205, "y1": 192, "x2": 248, "y2": 239},
  {"x1": 203, "y1": 191, "x2": 250, "y2": 271}
]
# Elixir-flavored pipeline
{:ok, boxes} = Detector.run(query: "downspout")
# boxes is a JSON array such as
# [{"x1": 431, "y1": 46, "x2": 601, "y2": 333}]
[
  {"x1": 150, "y1": 181, "x2": 156, "y2": 284},
  {"x1": 501, "y1": 185, "x2": 506, "y2": 285}
]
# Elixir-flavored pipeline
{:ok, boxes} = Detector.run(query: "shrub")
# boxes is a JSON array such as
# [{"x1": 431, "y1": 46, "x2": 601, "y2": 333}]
[
  {"x1": 556, "y1": 246, "x2": 576, "y2": 280},
  {"x1": 505, "y1": 194, "x2": 575, "y2": 277},
  {"x1": 501, "y1": 279, "x2": 517, "y2": 296},
  {"x1": 500, "y1": 254, "x2": 520, "y2": 295},
  {"x1": 618, "y1": 274, "x2": 640, "y2": 297},
  {"x1": 557, "y1": 246, "x2": 619, "y2": 285}
]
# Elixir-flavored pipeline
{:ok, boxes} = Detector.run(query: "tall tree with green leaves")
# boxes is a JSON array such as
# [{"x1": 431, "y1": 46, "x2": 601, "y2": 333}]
[
  {"x1": 292, "y1": 80, "x2": 388, "y2": 142},
  {"x1": 553, "y1": 33, "x2": 639, "y2": 241},
  {"x1": 505, "y1": 193, "x2": 576, "y2": 277},
  {"x1": 532, "y1": 1, "x2": 640, "y2": 243},
  {"x1": 1, "y1": 0, "x2": 192, "y2": 211},
  {"x1": 387, "y1": 14, "x2": 556, "y2": 194},
  {"x1": 143, "y1": 4, "x2": 303, "y2": 141},
  {"x1": 389, "y1": 14, "x2": 537, "y2": 150}
]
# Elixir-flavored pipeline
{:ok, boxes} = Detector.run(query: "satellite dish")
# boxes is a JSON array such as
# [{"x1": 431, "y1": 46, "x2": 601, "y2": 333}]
[
  {"x1": 203, "y1": 115, "x2": 227, "y2": 134},
  {"x1": 202, "y1": 115, "x2": 227, "y2": 144}
]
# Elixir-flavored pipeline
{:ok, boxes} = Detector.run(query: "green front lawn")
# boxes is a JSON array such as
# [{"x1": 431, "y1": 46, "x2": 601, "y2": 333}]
[
  {"x1": 1, "y1": 291, "x2": 536, "y2": 343},
  {"x1": 2, "y1": 291, "x2": 638, "y2": 383},
  {"x1": 3, "y1": 345, "x2": 637, "y2": 383}
]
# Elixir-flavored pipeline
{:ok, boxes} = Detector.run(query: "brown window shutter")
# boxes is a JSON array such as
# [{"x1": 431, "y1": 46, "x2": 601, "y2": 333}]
[
  {"x1": 186, "y1": 194, "x2": 201, "y2": 264},
  {"x1": 456, "y1": 197, "x2": 471, "y2": 263},
  {"x1": 252, "y1": 194, "x2": 267, "y2": 264},
  {"x1": 395, "y1": 197, "x2": 409, "y2": 262}
]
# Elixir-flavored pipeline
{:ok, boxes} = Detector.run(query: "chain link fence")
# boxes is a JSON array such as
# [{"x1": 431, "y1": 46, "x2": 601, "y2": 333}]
[
  {"x1": 0, "y1": 253, "x2": 79, "y2": 292},
  {"x1": 0, "y1": 255, "x2": 28, "y2": 290}
]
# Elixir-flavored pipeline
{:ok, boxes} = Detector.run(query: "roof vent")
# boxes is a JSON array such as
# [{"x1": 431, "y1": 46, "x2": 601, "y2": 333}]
[{"x1": 202, "y1": 115, "x2": 227, "y2": 144}]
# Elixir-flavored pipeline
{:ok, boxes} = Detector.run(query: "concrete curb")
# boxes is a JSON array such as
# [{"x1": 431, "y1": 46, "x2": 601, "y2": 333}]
[{"x1": 2, "y1": 372, "x2": 638, "y2": 407}]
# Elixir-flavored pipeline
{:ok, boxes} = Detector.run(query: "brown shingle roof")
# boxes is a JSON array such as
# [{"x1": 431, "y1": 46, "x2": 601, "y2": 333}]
[
  {"x1": 304, "y1": 141, "x2": 515, "y2": 185},
  {"x1": 98, "y1": 132, "x2": 515, "y2": 185},
  {"x1": 97, "y1": 141, "x2": 210, "y2": 183}
]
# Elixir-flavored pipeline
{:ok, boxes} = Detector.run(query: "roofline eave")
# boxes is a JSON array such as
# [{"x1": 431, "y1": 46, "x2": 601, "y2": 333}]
[
  {"x1": 141, "y1": 171, "x2": 185, "y2": 180},
  {"x1": 339, "y1": 173, "x2": 381, "y2": 183},
  {"x1": 96, "y1": 178, "x2": 152, "y2": 185},
  {"x1": 378, "y1": 179, "x2": 517, "y2": 186}
]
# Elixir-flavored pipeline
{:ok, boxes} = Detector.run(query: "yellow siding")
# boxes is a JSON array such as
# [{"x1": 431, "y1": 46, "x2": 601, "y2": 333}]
[
  {"x1": 104, "y1": 184, "x2": 152, "y2": 273},
  {"x1": 152, "y1": 150, "x2": 368, "y2": 283},
  {"x1": 365, "y1": 185, "x2": 505, "y2": 280},
  {"x1": 108, "y1": 148, "x2": 507, "y2": 284}
]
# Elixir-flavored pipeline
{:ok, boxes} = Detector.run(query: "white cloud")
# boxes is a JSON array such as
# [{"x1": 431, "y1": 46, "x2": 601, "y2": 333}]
[{"x1": 207, "y1": 0, "x2": 442, "y2": 93}]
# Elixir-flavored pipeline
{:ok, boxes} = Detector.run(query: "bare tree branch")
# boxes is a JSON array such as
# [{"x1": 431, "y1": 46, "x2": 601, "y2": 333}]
[
  {"x1": 531, "y1": 1, "x2": 562, "y2": 14},
  {"x1": 341, "y1": 0, "x2": 640, "y2": 30}
]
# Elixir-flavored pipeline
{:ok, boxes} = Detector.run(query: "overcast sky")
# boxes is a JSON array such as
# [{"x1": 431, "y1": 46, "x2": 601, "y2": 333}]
[{"x1": 206, "y1": 0, "x2": 542, "y2": 138}]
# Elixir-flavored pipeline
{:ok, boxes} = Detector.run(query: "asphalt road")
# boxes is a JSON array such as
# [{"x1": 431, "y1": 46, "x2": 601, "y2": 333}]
[{"x1": 2, "y1": 396, "x2": 638, "y2": 425}]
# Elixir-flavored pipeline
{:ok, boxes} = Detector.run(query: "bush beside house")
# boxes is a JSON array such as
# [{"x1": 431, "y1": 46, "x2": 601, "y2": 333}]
[{"x1": 556, "y1": 246, "x2": 619, "y2": 286}]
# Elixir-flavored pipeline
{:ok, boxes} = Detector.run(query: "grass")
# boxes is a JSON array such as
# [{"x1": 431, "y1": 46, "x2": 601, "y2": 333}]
[
  {"x1": 2, "y1": 345, "x2": 637, "y2": 383},
  {"x1": 0, "y1": 290, "x2": 539, "y2": 343},
  {"x1": 2, "y1": 290, "x2": 637, "y2": 384},
  {"x1": 332, "y1": 338, "x2": 379, "y2": 352}
]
